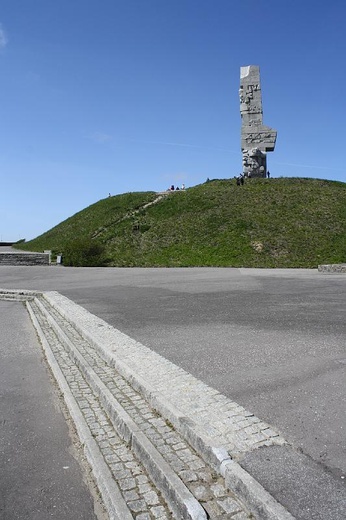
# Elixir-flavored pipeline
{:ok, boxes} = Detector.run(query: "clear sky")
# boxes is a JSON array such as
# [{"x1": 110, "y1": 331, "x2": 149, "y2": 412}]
[{"x1": 1, "y1": 0, "x2": 345, "y2": 241}]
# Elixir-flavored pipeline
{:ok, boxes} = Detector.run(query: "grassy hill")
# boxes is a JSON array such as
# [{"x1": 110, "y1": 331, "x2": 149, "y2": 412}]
[{"x1": 18, "y1": 177, "x2": 346, "y2": 267}]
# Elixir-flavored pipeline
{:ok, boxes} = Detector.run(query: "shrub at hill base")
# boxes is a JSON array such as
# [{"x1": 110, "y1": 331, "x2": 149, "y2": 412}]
[{"x1": 62, "y1": 238, "x2": 108, "y2": 267}]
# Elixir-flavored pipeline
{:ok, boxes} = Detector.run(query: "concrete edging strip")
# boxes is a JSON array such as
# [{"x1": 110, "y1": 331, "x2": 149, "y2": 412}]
[{"x1": 26, "y1": 300, "x2": 134, "y2": 520}]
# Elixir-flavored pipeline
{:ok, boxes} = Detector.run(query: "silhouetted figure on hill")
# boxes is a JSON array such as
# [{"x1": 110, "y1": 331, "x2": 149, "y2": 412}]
[{"x1": 236, "y1": 174, "x2": 244, "y2": 186}]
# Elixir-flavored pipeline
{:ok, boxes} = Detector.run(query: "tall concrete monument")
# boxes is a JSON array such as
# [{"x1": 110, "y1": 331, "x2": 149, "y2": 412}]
[{"x1": 239, "y1": 65, "x2": 277, "y2": 177}]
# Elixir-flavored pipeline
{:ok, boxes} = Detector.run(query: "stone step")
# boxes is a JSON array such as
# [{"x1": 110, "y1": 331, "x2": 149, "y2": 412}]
[
  {"x1": 0, "y1": 252, "x2": 50, "y2": 266},
  {"x1": 0, "y1": 288, "x2": 38, "y2": 301},
  {"x1": 27, "y1": 295, "x2": 251, "y2": 520}
]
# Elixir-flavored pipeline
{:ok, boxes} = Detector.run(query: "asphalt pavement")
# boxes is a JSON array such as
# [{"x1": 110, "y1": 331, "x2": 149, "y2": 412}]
[{"x1": 0, "y1": 300, "x2": 101, "y2": 520}]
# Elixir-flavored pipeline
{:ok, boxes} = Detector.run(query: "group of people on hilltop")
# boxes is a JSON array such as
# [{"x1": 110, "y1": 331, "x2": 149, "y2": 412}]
[
  {"x1": 235, "y1": 173, "x2": 245, "y2": 186},
  {"x1": 168, "y1": 184, "x2": 185, "y2": 191}
]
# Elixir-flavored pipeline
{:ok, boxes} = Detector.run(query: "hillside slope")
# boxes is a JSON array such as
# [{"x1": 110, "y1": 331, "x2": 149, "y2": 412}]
[{"x1": 18, "y1": 178, "x2": 346, "y2": 267}]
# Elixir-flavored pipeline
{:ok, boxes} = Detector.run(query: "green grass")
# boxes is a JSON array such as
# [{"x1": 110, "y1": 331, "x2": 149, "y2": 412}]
[{"x1": 18, "y1": 178, "x2": 346, "y2": 267}]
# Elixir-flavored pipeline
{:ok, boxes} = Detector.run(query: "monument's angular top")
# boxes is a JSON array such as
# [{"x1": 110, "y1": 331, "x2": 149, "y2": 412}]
[{"x1": 240, "y1": 65, "x2": 259, "y2": 79}]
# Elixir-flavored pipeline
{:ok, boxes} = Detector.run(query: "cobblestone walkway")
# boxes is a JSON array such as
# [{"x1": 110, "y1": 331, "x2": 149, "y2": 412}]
[
  {"x1": 27, "y1": 295, "x2": 252, "y2": 519},
  {"x1": 40, "y1": 291, "x2": 285, "y2": 462}
]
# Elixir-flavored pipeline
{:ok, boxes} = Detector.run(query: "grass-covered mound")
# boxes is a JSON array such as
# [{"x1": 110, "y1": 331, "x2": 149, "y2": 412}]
[{"x1": 18, "y1": 178, "x2": 346, "y2": 267}]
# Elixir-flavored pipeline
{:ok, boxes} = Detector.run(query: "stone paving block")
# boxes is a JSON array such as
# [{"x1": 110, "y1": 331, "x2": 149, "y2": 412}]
[
  {"x1": 118, "y1": 477, "x2": 137, "y2": 491},
  {"x1": 188, "y1": 459, "x2": 206, "y2": 471},
  {"x1": 218, "y1": 497, "x2": 242, "y2": 514},
  {"x1": 203, "y1": 500, "x2": 223, "y2": 517},
  {"x1": 136, "y1": 513, "x2": 151, "y2": 520},
  {"x1": 143, "y1": 490, "x2": 160, "y2": 506},
  {"x1": 138, "y1": 483, "x2": 152, "y2": 494},
  {"x1": 105, "y1": 453, "x2": 120, "y2": 463},
  {"x1": 127, "y1": 498, "x2": 147, "y2": 513},
  {"x1": 123, "y1": 489, "x2": 140, "y2": 502},
  {"x1": 110, "y1": 467, "x2": 132, "y2": 480},
  {"x1": 151, "y1": 505, "x2": 168, "y2": 518},
  {"x1": 191, "y1": 485, "x2": 212, "y2": 501},
  {"x1": 178, "y1": 470, "x2": 198, "y2": 482},
  {"x1": 231, "y1": 512, "x2": 251, "y2": 519},
  {"x1": 210, "y1": 483, "x2": 228, "y2": 498}
]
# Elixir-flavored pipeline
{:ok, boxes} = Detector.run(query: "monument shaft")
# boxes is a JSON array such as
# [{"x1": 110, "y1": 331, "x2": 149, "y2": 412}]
[{"x1": 240, "y1": 65, "x2": 277, "y2": 177}]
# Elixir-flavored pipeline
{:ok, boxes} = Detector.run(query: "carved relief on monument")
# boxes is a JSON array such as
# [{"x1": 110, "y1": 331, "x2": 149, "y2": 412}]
[
  {"x1": 242, "y1": 148, "x2": 267, "y2": 177},
  {"x1": 242, "y1": 130, "x2": 277, "y2": 146},
  {"x1": 240, "y1": 66, "x2": 277, "y2": 177}
]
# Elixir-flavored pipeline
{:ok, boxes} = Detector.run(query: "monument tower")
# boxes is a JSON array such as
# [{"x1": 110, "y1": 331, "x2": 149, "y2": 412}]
[{"x1": 239, "y1": 65, "x2": 277, "y2": 177}]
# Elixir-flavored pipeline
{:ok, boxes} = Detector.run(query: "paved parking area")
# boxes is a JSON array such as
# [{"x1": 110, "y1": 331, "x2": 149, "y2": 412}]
[{"x1": 1, "y1": 265, "x2": 345, "y2": 513}]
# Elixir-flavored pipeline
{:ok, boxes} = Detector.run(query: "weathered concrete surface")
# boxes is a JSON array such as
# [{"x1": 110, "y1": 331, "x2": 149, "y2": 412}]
[
  {"x1": 0, "y1": 301, "x2": 100, "y2": 520},
  {"x1": 0, "y1": 251, "x2": 50, "y2": 266},
  {"x1": 240, "y1": 445, "x2": 346, "y2": 520}
]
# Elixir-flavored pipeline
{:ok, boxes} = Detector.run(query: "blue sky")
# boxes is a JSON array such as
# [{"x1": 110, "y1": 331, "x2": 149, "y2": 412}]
[{"x1": 1, "y1": 0, "x2": 345, "y2": 241}]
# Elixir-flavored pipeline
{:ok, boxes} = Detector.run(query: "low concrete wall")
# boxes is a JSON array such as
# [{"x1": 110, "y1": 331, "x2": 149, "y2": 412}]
[
  {"x1": 318, "y1": 263, "x2": 346, "y2": 273},
  {"x1": 0, "y1": 252, "x2": 50, "y2": 266}
]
